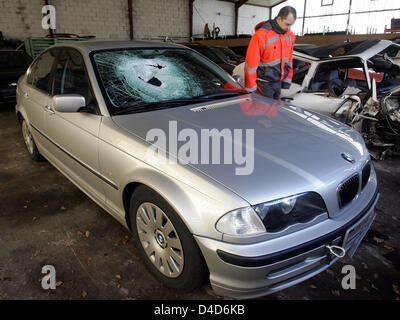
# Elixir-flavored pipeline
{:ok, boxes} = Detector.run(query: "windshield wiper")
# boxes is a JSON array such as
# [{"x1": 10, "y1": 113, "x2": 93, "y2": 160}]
[
  {"x1": 113, "y1": 97, "x2": 213, "y2": 115},
  {"x1": 113, "y1": 91, "x2": 250, "y2": 115},
  {"x1": 197, "y1": 91, "x2": 249, "y2": 99}
]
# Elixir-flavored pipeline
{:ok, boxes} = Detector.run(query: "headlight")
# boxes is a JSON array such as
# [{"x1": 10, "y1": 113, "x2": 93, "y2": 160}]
[
  {"x1": 253, "y1": 192, "x2": 327, "y2": 233},
  {"x1": 216, "y1": 207, "x2": 266, "y2": 236}
]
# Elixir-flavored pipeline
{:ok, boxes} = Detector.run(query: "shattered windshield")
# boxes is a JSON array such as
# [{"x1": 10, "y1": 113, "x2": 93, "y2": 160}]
[{"x1": 92, "y1": 48, "x2": 242, "y2": 114}]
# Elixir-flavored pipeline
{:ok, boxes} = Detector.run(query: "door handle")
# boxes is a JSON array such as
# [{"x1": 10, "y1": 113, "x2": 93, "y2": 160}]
[{"x1": 45, "y1": 105, "x2": 55, "y2": 114}]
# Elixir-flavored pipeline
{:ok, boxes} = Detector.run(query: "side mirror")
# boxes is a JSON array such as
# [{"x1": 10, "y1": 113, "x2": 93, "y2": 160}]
[{"x1": 53, "y1": 94, "x2": 86, "y2": 113}]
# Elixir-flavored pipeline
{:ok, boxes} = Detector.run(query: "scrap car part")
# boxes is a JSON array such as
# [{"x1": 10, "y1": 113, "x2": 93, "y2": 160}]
[{"x1": 333, "y1": 96, "x2": 361, "y2": 124}]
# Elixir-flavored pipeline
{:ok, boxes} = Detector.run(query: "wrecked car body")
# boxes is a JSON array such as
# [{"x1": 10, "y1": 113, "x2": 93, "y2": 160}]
[
  {"x1": 233, "y1": 40, "x2": 400, "y2": 158},
  {"x1": 363, "y1": 84, "x2": 400, "y2": 158}
]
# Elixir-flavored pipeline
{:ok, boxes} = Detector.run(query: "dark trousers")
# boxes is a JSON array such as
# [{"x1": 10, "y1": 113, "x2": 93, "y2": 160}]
[{"x1": 260, "y1": 81, "x2": 281, "y2": 100}]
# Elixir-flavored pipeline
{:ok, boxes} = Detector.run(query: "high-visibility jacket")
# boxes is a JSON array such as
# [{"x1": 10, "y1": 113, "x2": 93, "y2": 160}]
[{"x1": 244, "y1": 20, "x2": 295, "y2": 93}]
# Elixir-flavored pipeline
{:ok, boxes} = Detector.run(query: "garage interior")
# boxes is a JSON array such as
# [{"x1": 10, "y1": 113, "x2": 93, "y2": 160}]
[{"x1": 0, "y1": 0, "x2": 400, "y2": 300}]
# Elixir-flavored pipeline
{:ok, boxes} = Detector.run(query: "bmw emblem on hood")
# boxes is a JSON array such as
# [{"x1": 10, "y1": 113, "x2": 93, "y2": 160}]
[{"x1": 341, "y1": 153, "x2": 355, "y2": 163}]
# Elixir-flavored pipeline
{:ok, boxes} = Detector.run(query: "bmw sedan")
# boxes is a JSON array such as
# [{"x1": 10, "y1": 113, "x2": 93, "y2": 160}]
[{"x1": 16, "y1": 40, "x2": 379, "y2": 299}]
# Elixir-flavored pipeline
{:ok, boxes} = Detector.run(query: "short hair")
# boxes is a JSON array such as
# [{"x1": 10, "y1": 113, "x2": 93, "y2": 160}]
[{"x1": 277, "y1": 6, "x2": 297, "y2": 20}]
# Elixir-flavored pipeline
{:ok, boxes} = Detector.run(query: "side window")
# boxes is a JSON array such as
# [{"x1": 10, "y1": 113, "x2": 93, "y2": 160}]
[
  {"x1": 292, "y1": 59, "x2": 310, "y2": 85},
  {"x1": 53, "y1": 49, "x2": 95, "y2": 106},
  {"x1": 28, "y1": 49, "x2": 57, "y2": 94}
]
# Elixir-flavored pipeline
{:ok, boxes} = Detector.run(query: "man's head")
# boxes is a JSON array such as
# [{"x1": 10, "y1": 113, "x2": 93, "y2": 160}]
[{"x1": 275, "y1": 6, "x2": 297, "y2": 32}]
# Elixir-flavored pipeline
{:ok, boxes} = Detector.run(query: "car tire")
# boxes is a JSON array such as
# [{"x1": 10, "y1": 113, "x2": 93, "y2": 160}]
[
  {"x1": 129, "y1": 185, "x2": 208, "y2": 292},
  {"x1": 21, "y1": 119, "x2": 43, "y2": 162}
]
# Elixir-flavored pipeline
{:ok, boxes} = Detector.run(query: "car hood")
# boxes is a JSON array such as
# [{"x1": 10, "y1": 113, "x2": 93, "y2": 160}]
[
  {"x1": 112, "y1": 94, "x2": 368, "y2": 205},
  {"x1": 287, "y1": 92, "x2": 347, "y2": 116}
]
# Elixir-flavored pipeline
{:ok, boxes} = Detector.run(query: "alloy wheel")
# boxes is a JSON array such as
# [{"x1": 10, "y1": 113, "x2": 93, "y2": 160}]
[{"x1": 136, "y1": 202, "x2": 184, "y2": 278}]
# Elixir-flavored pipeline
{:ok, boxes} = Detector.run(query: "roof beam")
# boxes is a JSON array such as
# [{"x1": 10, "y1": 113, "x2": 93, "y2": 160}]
[
  {"x1": 236, "y1": 0, "x2": 249, "y2": 8},
  {"x1": 128, "y1": 0, "x2": 133, "y2": 40},
  {"x1": 269, "y1": 0, "x2": 287, "y2": 9},
  {"x1": 189, "y1": 0, "x2": 194, "y2": 39},
  {"x1": 235, "y1": 0, "x2": 248, "y2": 36}
]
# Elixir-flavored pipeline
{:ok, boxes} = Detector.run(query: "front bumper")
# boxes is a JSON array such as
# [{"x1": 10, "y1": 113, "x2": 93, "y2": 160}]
[{"x1": 195, "y1": 189, "x2": 379, "y2": 299}]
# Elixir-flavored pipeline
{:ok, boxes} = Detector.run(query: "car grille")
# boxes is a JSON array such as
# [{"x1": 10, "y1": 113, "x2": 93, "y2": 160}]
[
  {"x1": 338, "y1": 175, "x2": 359, "y2": 208},
  {"x1": 361, "y1": 162, "x2": 371, "y2": 190}
]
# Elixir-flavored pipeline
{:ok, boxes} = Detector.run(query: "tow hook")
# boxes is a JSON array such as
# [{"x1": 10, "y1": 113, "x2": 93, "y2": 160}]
[{"x1": 326, "y1": 245, "x2": 346, "y2": 259}]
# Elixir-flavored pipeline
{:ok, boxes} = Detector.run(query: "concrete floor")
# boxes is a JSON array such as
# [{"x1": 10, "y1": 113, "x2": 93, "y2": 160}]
[{"x1": 0, "y1": 104, "x2": 399, "y2": 300}]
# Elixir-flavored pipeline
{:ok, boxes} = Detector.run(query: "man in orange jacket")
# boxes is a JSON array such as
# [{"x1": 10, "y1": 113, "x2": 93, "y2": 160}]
[{"x1": 245, "y1": 6, "x2": 297, "y2": 99}]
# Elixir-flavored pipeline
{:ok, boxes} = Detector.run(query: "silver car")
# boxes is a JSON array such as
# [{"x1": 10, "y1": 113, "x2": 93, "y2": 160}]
[{"x1": 16, "y1": 41, "x2": 379, "y2": 299}]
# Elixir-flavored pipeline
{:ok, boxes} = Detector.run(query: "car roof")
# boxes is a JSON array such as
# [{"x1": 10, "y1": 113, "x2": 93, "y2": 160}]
[
  {"x1": 295, "y1": 40, "x2": 400, "y2": 61},
  {"x1": 179, "y1": 42, "x2": 205, "y2": 47},
  {"x1": 293, "y1": 50, "x2": 320, "y2": 61},
  {"x1": 51, "y1": 40, "x2": 187, "y2": 52}
]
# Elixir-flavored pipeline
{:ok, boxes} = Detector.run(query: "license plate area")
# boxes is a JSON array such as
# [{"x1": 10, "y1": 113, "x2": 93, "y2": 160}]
[{"x1": 342, "y1": 208, "x2": 376, "y2": 258}]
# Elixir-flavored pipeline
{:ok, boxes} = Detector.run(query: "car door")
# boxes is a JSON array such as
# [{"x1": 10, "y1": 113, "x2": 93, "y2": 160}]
[
  {"x1": 22, "y1": 48, "x2": 58, "y2": 153},
  {"x1": 46, "y1": 47, "x2": 105, "y2": 203}
]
